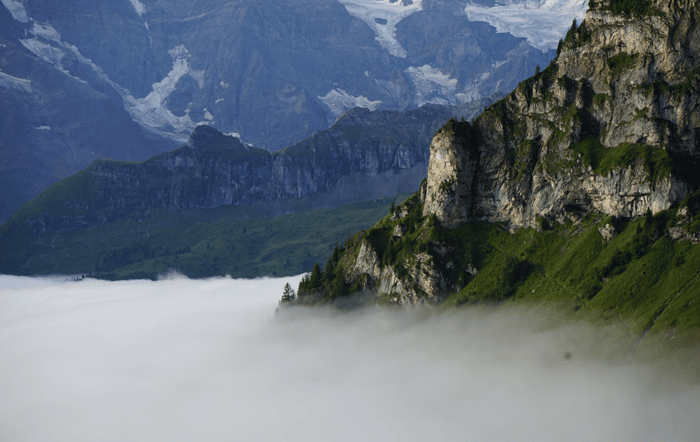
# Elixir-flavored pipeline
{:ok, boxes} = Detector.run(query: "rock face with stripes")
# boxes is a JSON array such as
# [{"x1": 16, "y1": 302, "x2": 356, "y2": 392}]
[
  {"x1": 423, "y1": 0, "x2": 699, "y2": 230},
  {"x1": 321, "y1": 0, "x2": 700, "y2": 306}
]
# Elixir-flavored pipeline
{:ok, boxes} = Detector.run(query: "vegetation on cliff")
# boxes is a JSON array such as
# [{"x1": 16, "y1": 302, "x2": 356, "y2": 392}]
[
  {"x1": 291, "y1": 189, "x2": 700, "y2": 344},
  {"x1": 288, "y1": 0, "x2": 700, "y2": 347},
  {"x1": 590, "y1": 0, "x2": 659, "y2": 17},
  {"x1": 0, "y1": 195, "x2": 408, "y2": 280}
]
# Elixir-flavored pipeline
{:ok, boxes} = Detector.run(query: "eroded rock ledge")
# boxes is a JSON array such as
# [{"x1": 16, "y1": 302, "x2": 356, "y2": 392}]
[{"x1": 423, "y1": 0, "x2": 700, "y2": 229}]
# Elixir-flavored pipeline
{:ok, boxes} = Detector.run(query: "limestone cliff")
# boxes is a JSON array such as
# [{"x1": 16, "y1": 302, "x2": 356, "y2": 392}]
[
  {"x1": 296, "y1": 0, "x2": 700, "y2": 306},
  {"x1": 424, "y1": 0, "x2": 700, "y2": 230}
]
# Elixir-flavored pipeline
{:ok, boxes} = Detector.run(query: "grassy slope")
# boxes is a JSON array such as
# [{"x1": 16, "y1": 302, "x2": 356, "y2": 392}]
[
  {"x1": 323, "y1": 192, "x2": 700, "y2": 350},
  {"x1": 440, "y1": 215, "x2": 700, "y2": 335},
  {"x1": 8, "y1": 195, "x2": 410, "y2": 280}
]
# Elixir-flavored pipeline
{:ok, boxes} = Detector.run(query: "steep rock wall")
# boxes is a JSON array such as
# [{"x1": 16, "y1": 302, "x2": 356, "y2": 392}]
[
  {"x1": 423, "y1": 0, "x2": 699, "y2": 229},
  {"x1": 310, "y1": 0, "x2": 700, "y2": 306}
]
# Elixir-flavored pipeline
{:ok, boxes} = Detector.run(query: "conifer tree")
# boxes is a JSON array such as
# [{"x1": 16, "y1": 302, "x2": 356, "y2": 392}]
[
  {"x1": 309, "y1": 263, "x2": 322, "y2": 289},
  {"x1": 565, "y1": 19, "x2": 577, "y2": 42},
  {"x1": 281, "y1": 282, "x2": 296, "y2": 302}
]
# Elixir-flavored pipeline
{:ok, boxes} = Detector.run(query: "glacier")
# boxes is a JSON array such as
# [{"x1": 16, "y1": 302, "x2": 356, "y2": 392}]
[
  {"x1": 318, "y1": 88, "x2": 383, "y2": 116},
  {"x1": 337, "y1": 0, "x2": 423, "y2": 58},
  {"x1": 129, "y1": 0, "x2": 146, "y2": 16},
  {"x1": 6, "y1": 7, "x2": 209, "y2": 143},
  {"x1": 0, "y1": 0, "x2": 29, "y2": 23},
  {"x1": 189, "y1": 68, "x2": 206, "y2": 89},
  {"x1": 19, "y1": 38, "x2": 67, "y2": 71},
  {"x1": 0, "y1": 70, "x2": 32, "y2": 93},
  {"x1": 405, "y1": 64, "x2": 463, "y2": 107},
  {"x1": 123, "y1": 45, "x2": 203, "y2": 141},
  {"x1": 464, "y1": 0, "x2": 589, "y2": 51}
]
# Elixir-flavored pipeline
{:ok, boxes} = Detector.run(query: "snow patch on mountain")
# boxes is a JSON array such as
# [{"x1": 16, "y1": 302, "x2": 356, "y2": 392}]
[
  {"x1": 463, "y1": 0, "x2": 588, "y2": 52},
  {"x1": 31, "y1": 21, "x2": 62, "y2": 41},
  {"x1": 20, "y1": 38, "x2": 66, "y2": 70},
  {"x1": 1, "y1": 0, "x2": 29, "y2": 23},
  {"x1": 16, "y1": 15, "x2": 206, "y2": 142},
  {"x1": 0, "y1": 70, "x2": 32, "y2": 93},
  {"x1": 318, "y1": 88, "x2": 383, "y2": 115},
  {"x1": 19, "y1": 21, "x2": 121, "y2": 90},
  {"x1": 129, "y1": 0, "x2": 146, "y2": 16},
  {"x1": 405, "y1": 64, "x2": 467, "y2": 107},
  {"x1": 124, "y1": 45, "x2": 203, "y2": 141},
  {"x1": 189, "y1": 68, "x2": 205, "y2": 89},
  {"x1": 338, "y1": 0, "x2": 423, "y2": 58}
]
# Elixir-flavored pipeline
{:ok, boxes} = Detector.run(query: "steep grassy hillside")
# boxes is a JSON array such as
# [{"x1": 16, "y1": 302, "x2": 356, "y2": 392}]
[
  {"x1": 0, "y1": 195, "x2": 408, "y2": 280},
  {"x1": 292, "y1": 191, "x2": 700, "y2": 349}
]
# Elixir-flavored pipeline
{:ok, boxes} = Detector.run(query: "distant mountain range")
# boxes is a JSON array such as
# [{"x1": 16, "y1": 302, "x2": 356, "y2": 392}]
[
  {"x1": 0, "y1": 0, "x2": 586, "y2": 223},
  {"x1": 1, "y1": 100, "x2": 500, "y2": 277},
  {"x1": 14, "y1": 103, "x2": 467, "y2": 231}
]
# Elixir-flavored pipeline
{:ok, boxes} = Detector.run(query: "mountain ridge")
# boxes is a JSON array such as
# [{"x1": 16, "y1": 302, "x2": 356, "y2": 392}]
[
  {"x1": 0, "y1": 0, "x2": 579, "y2": 223},
  {"x1": 0, "y1": 101, "x2": 505, "y2": 275},
  {"x1": 10, "y1": 104, "x2": 458, "y2": 232}
]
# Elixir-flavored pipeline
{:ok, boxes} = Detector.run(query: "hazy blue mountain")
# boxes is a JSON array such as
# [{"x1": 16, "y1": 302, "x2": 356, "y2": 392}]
[
  {"x1": 0, "y1": 5, "x2": 176, "y2": 223},
  {"x1": 0, "y1": 0, "x2": 585, "y2": 222},
  {"x1": 0, "y1": 102, "x2": 486, "y2": 277}
]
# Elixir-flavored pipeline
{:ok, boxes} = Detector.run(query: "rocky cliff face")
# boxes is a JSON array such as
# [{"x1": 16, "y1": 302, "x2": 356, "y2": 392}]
[
  {"x1": 303, "y1": 0, "x2": 700, "y2": 305},
  {"x1": 13, "y1": 105, "x2": 458, "y2": 233},
  {"x1": 424, "y1": 0, "x2": 699, "y2": 230}
]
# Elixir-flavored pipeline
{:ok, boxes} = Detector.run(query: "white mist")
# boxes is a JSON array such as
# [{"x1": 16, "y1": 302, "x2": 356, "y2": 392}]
[{"x1": 0, "y1": 275, "x2": 697, "y2": 441}]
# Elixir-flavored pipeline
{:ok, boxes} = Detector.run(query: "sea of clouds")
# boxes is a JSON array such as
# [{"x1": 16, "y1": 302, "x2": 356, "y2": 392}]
[{"x1": 0, "y1": 274, "x2": 698, "y2": 441}]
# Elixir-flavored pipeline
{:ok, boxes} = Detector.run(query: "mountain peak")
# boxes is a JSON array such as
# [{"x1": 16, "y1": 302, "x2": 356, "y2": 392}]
[
  {"x1": 187, "y1": 125, "x2": 239, "y2": 150},
  {"x1": 289, "y1": 0, "x2": 700, "y2": 315},
  {"x1": 419, "y1": 0, "x2": 700, "y2": 230}
]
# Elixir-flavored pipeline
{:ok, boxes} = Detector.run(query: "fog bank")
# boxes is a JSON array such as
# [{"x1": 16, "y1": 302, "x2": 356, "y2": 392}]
[{"x1": 0, "y1": 275, "x2": 698, "y2": 441}]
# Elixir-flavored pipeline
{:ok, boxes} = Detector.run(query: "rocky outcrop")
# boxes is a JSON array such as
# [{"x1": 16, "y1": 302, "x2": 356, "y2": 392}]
[
  {"x1": 307, "y1": 0, "x2": 700, "y2": 306},
  {"x1": 423, "y1": 0, "x2": 699, "y2": 229},
  {"x1": 422, "y1": 120, "x2": 482, "y2": 228},
  {"x1": 349, "y1": 238, "x2": 448, "y2": 305}
]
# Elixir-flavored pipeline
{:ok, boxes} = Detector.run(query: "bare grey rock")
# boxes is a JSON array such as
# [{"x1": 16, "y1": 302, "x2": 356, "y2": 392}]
[
  {"x1": 598, "y1": 223, "x2": 617, "y2": 242},
  {"x1": 668, "y1": 227, "x2": 700, "y2": 244},
  {"x1": 422, "y1": 1, "x2": 699, "y2": 230},
  {"x1": 335, "y1": 1, "x2": 700, "y2": 304}
]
